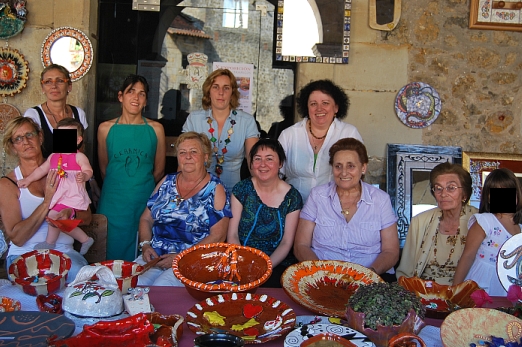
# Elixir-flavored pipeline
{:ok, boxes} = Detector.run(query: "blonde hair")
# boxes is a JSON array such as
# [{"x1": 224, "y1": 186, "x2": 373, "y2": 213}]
[
  {"x1": 201, "y1": 69, "x2": 240, "y2": 110},
  {"x1": 176, "y1": 132, "x2": 212, "y2": 169},
  {"x1": 3, "y1": 117, "x2": 42, "y2": 156}
]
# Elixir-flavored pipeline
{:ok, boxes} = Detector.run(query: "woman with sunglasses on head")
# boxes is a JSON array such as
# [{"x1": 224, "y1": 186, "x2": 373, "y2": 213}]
[{"x1": 396, "y1": 162, "x2": 478, "y2": 285}]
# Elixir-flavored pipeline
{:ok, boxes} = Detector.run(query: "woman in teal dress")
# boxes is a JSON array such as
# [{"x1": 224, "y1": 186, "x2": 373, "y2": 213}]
[
  {"x1": 97, "y1": 75, "x2": 166, "y2": 261},
  {"x1": 227, "y1": 138, "x2": 303, "y2": 287}
]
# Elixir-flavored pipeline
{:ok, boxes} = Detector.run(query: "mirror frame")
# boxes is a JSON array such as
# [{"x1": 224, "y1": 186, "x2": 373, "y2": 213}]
[
  {"x1": 386, "y1": 143, "x2": 462, "y2": 247},
  {"x1": 275, "y1": 0, "x2": 350, "y2": 64},
  {"x1": 41, "y1": 27, "x2": 93, "y2": 82}
]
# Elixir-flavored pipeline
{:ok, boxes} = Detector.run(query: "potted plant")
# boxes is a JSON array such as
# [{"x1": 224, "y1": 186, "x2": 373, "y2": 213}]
[{"x1": 345, "y1": 282, "x2": 426, "y2": 347}]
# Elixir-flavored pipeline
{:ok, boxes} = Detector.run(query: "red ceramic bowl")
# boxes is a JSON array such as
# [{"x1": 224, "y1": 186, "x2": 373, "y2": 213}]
[
  {"x1": 8, "y1": 250, "x2": 71, "y2": 296},
  {"x1": 172, "y1": 243, "x2": 272, "y2": 300},
  {"x1": 93, "y1": 260, "x2": 144, "y2": 294}
]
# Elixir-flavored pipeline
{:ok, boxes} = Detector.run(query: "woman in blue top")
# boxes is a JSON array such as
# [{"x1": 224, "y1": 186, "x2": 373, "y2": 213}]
[
  {"x1": 227, "y1": 138, "x2": 303, "y2": 287},
  {"x1": 182, "y1": 69, "x2": 259, "y2": 190},
  {"x1": 136, "y1": 132, "x2": 232, "y2": 286}
]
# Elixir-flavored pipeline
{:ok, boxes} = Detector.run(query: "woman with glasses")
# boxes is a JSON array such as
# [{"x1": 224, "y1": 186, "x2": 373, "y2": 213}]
[
  {"x1": 396, "y1": 162, "x2": 477, "y2": 285},
  {"x1": 0, "y1": 117, "x2": 91, "y2": 281}
]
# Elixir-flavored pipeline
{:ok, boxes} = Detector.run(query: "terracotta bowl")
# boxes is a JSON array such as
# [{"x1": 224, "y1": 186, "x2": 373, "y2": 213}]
[
  {"x1": 398, "y1": 276, "x2": 480, "y2": 319},
  {"x1": 172, "y1": 243, "x2": 272, "y2": 300},
  {"x1": 93, "y1": 260, "x2": 143, "y2": 294},
  {"x1": 145, "y1": 312, "x2": 184, "y2": 347},
  {"x1": 281, "y1": 260, "x2": 383, "y2": 318},
  {"x1": 8, "y1": 250, "x2": 71, "y2": 296},
  {"x1": 0, "y1": 296, "x2": 21, "y2": 312}
]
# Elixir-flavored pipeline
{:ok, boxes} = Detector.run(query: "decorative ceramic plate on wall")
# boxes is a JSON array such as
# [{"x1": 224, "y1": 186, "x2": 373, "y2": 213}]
[
  {"x1": 497, "y1": 233, "x2": 522, "y2": 291},
  {"x1": 0, "y1": 47, "x2": 29, "y2": 97},
  {"x1": 185, "y1": 292, "x2": 296, "y2": 344},
  {"x1": 395, "y1": 82, "x2": 441, "y2": 129}
]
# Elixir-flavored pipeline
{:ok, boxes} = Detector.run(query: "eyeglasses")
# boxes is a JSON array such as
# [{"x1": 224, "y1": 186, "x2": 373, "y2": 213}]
[
  {"x1": 41, "y1": 78, "x2": 69, "y2": 86},
  {"x1": 431, "y1": 185, "x2": 462, "y2": 195},
  {"x1": 11, "y1": 132, "x2": 38, "y2": 144}
]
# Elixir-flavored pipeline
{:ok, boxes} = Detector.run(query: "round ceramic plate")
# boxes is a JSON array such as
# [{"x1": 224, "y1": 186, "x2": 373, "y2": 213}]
[
  {"x1": 0, "y1": 311, "x2": 75, "y2": 346},
  {"x1": 284, "y1": 323, "x2": 375, "y2": 347},
  {"x1": 185, "y1": 292, "x2": 296, "y2": 344},
  {"x1": 497, "y1": 233, "x2": 522, "y2": 292},
  {"x1": 441, "y1": 308, "x2": 522, "y2": 346},
  {"x1": 281, "y1": 260, "x2": 383, "y2": 318},
  {"x1": 395, "y1": 82, "x2": 441, "y2": 129}
]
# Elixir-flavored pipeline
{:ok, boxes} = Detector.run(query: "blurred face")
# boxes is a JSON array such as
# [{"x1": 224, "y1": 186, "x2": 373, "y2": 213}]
[
  {"x1": 57, "y1": 125, "x2": 82, "y2": 146},
  {"x1": 10, "y1": 123, "x2": 42, "y2": 158},
  {"x1": 332, "y1": 150, "x2": 366, "y2": 191},
  {"x1": 41, "y1": 69, "x2": 71, "y2": 101},
  {"x1": 118, "y1": 82, "x2": 147, "y2": 116},
  {"x1": 251, "y1": 147, "x2": 281, "y2": 181},
  {"x1": 177, "y1": 138, "x2": 209, "y2": 175},
  {"x1": 209, "y1": 75, "x2": 232, "y2": 111},
  {"x1": 308, "y1": 90, "x2": 339, "y2": 128},
  {"x1": 432, "y1": 173, "x2": 465, "y2": 211}
]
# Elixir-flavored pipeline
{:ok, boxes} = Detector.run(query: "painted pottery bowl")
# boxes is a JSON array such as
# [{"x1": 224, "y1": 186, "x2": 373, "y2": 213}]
[
  {"x1": 93, "y1": 260, "x2": 143, "y2": 294},
  {"x1": 299, "y1": 333, "x2": 357, "y2": 347},
  {"x1": 345, "y1": 307, "x2": 425, "y2": 347},
  {"x1": 281, "y1": 260, "x2": 383, "y2": 318},
  {"x1": 145, "y1": 312, "x2": 184, "y2": 347},
  {"x1": 36, "y1": 293, "x2": 62, "y2": 314},
  {"x1": 194, "y1": 333, "x2": 245, "y2": 347},
  {"x1": 172, "y1": 243, "x2": 272, "y2": 300},
  {"x1": 398, "y1": 276, "x2": 480, "y2": 319},
  {"x1": 0, "y1": 296, "x2": 21, "y2": 312},
  {"x1": 8, "y1": 249, "x2": 71, "y2": 296}
]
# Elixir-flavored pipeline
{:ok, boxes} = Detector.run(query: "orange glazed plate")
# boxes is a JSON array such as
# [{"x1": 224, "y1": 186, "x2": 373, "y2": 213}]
[
  {"x1": 281, "y1": 261, "x2": 383, "y2": 318},
  {"x1": 185, "y1": 292, "x2": 296, "y2": 344}
]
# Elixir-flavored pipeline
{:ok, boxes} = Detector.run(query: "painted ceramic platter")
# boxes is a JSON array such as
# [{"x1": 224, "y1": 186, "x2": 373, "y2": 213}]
[
  {"x1": 0, "y1": 311, "x2": 75, "y2": 346},
  {"x1": 395, "y1": 82, "x2": 441, "y2": 129},
  {"x1": 0, "y1": 103, "x2": 20, "y2": 131},
  {"x1": 284, "y1": 323, "x2": 375, "y2": 347},
  {"x1": 497, "y1": 233, "x2": 522, "y2": 291},
  {"x1": 0, "y1": 47, "x2": 29, "y2": 97},
  {"x1": 185, "y1": 292, "x2": 296, "y2": 344},
  {"x1": 441, "y1": 308, "x2": 522, "y2": 347},
  {"x1": 281, "y1": 260, "x2": 383, "y2": 318}
]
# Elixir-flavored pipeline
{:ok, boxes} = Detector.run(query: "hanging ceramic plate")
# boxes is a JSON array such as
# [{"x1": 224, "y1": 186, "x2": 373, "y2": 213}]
[
  {"x1": 395, "y1": 82, "x2": 441, "y2": 129},
  {"x1": 0, "y1": 102, "x2": 20, "y2": 131},
  {"x1": 0, "y1": 47, "x2": 29, "y2": 97},
  {"x1": 497, "y1": 233, "x2": 522, "y2": 291},
  {"x1": 0, "y1": 1, "x2": 27, "y2": 40},
  {"x1": 284, "y1": 323, "x2": 375, "y2": 347},
  {"x1": 185, "y1": 292, "x2": 296, "y2": 344},
  {"x1": 281, "y1": 260, "x2": 383, "y2": 318}
]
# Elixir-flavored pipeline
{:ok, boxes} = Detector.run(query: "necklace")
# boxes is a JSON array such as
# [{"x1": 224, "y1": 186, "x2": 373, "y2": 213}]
[
  {"x1": 432, "y1": 220, "x2": 461, "y2": 269},
  {"x1": 207, "y1": 112, "x2": 236, "y2": 176},
  {"x1": 173, "y1": 173, "x2": 207, "y2": 204},
  {"x1": 339, "y1": 190, "x2": 361, "y2": 216},
  {"x1": 45, "y1": 102, "x2": 68, "y2": 126},
  {"x1": 308, "y1": 120, "x2": 328, "y2": 140}
]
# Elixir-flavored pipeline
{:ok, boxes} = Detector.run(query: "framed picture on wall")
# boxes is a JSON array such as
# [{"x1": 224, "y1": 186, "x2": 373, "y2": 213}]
[
  {"x1": 463, "y1": 152, "x2": 522, "y2": 208},
  {"x1": 469, "y1": 0, "x2": 522, "y2": 32}
]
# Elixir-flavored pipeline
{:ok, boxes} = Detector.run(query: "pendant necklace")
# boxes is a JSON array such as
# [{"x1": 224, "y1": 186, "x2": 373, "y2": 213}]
[
  {"x1": 45, "y1": 102, "x2": 68, "y2": 127},
  {"x1": 432, "y1": 220, "x2": 460, "y2": 269},
  {"x1": 341, "y1": 199, "x2": 359, "y2": 216},
  {"x1": 207, "y1": 111, "x2": 236, "y2": 176},
  {"x1": 173, "y1": 173, "x2": 207, "y2": 204}
]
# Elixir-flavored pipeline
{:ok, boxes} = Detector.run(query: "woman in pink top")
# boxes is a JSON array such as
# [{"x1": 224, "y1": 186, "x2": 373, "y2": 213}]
[{"x1": 17, "y1": 118, "x2": 94, "y2": 254}]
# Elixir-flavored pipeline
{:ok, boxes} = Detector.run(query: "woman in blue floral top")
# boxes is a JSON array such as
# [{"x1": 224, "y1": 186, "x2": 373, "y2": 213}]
[
  {"x1": 136, "y1": 132, "x2": 232, "y2": 286},
  {"x1": 227, "y1": 138, "x2": 303, "y2": 287}
]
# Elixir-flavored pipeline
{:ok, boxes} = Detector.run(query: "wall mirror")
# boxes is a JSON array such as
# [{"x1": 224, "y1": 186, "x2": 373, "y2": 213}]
[
  {"x1": 41, "y1": 27, "x2": 93, "y2": 82},
  {"x1": 387, "y1": 144, "x2": 462, "y2": 247},
  {"x1": 276, "y1": 0, "x2": 350, "y2": 64}
]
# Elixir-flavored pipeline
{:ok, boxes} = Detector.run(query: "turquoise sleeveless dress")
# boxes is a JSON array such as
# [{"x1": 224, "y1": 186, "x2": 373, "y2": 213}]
[{"x1": 97, "y1": 117, "x2": 157, "y2": 261}]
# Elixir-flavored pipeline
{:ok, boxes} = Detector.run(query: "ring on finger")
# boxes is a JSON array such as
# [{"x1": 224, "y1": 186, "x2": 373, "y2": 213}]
[{"x1": 50, "y1": 184, "x2": 54, "y2": 187}]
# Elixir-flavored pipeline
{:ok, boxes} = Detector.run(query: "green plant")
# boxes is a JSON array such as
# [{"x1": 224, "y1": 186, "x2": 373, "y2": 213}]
[{"x1": 348, "y1": 282, "x2": 426, "y2": 330}]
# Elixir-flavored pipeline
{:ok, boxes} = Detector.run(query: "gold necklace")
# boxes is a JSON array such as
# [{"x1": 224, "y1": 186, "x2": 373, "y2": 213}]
[
  {"x1": 433, "y1": 221, "x2": 460, "y2": 269},
  {"x1": 45, "y1": 102, "x2": 69, "y2": 126},
  {"x1": 339, "y1": 191, "x2": 361, "y2": 216},
  {"x1": 174, "y1": 173, "x2": 207, "y2": 204},
  {"x1": 308, "y1": 120, "x2": 328, "y2": 140}
]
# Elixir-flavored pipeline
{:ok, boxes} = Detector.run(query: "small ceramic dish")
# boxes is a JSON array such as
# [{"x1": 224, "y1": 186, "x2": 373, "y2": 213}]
[
  {"x1": 195, "y1": 333, "x2": 245, "y2": 347},
  {"x1": 36, "y1": 293, "x2": 62, "y2": 314},
  {"x1": 300, "y1": 333, "x2": 357, "y2": 347},
  {"x1": 284, "y1": 323, "x2": 373, "y2": 347},
  {"x1": 0, "y1": 296, "x2": 21, "y2": 312},
  {"x1": 145, "y1": 312, "x2": 184, "y2": 347}
]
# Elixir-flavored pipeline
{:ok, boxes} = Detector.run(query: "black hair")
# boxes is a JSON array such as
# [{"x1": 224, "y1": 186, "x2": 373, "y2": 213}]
[{"x1": 296, "y1": 79, "x2": 350, "y2": 120}]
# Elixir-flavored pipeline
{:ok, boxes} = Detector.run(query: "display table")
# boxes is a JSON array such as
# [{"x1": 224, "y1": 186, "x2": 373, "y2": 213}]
[{"x1": 0, "y1": 280, "x2": 511, "y2": 347}]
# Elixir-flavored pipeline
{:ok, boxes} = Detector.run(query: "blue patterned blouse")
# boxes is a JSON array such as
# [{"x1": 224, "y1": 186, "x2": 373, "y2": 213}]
[{"x1": 148, "y1": 172, "x2": 232, "y2": 255}]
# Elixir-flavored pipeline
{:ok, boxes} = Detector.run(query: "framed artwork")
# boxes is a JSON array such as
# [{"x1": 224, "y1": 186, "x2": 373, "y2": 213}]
[
  {"x1": 469, "y1": 0, "x2": 522, "y2": 32},
  {"x1": 463, "y1": 152, "x2": 522, "y2": 208}
]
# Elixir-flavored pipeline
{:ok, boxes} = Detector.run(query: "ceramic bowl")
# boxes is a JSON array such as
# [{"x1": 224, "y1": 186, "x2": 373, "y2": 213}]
[
  {"x1": 8, "y1": 249, "x2": 71, "y2": 296},
  {"x1": 299, "y1": 333, "x2": 357, "y2": 347},
  {"x1": 398, "y1": 276, "x2": 480, "y2": 319},
  {"x1": 172, "y1": 243, "x2": 272, "y2": 300},
  {"x1": 145, "y1": 312, "x2": 184, "y2": 347},
  {"x1": 93, "y1": 260, "x2": 143, "y2": 294},
  {"x1": 194, "y1": 333, "x2": 245, "y2": 347},
  {"x1": 281, "y1": 260, "x2": 383, "y2": 318},
  {"x1": 0, "y1": 296, "x2": 21, "y2": 312}
]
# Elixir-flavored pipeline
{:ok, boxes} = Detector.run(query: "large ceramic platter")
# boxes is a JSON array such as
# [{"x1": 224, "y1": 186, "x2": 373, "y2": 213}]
[
  {"x1": 285, "y1": 323, "x2": 375, "y2": 347},
  {"x1": 395, "y1": 82, "x2": 441, "y2": 129},
  {"x1": 441, "y1": 308, "x2": 522, "y2": 347},
  {"x1": 0, "y1": 311, "x2": 75, "y2": 346},
  {"x1": 186, "y1": 292, "x2": 296, "y2": 344},
  {"x1": 497, "y1": 233, "x2": 522, "y2": 292},
  {"x1": 281, "y1": 260, "x2": 383, "y2": 318}
]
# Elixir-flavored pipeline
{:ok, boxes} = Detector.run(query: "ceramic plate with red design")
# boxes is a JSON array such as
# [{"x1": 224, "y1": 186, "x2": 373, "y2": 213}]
[
  {"x1": 281, "y1": 261, "x2": 383, "y2": 318},
  {"x1": 185, "y1": 292, "x2": 296, "y2": 344}
]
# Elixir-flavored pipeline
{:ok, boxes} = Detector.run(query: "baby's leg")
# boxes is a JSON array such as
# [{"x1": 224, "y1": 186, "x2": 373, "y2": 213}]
[
  {"x1": 34, "y1": 210, "x2": 60, "y2": 250},
  {"x1": 68, "y1": 227, "x2": 94, "y2": 255}
]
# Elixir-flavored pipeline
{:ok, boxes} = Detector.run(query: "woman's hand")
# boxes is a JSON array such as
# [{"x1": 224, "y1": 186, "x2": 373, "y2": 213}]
[
  {"x1": 156, "y1": 253, "x2": 176, "y2": 270},
  {"x1": 141, "y1": 244, "x2": 159, "y2": 263},
  {"x1": 54, "y1": 208, "x2": 74, "y2": 220},
  {"x1": 44, "y1": 169, "x2": 59, "y2": 202}
]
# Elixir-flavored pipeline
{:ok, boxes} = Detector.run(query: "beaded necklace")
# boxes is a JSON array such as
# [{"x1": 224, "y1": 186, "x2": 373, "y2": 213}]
[
  {"x1": 207, "y1": 111, "x2": 237, "y2": 176},
  {"x1": 432, "y1": 222, "x2": 460, "y2": 269}
]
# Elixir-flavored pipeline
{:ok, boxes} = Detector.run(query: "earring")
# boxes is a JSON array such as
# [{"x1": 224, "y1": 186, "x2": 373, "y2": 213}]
[{"x1": 204, "y1": 161, "x2": 208, "y2": 167}]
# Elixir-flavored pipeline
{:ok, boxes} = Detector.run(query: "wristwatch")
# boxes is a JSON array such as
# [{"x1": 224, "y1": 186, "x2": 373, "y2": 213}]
[{"x1": 139, "y1": 240, "x2": 152, "y2": 250}]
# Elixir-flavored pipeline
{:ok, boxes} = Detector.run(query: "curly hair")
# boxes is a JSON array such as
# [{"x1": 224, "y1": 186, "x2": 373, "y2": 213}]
[
  {"x1": 296, "y1": 79, "x2": 350, "y2": 120},
  {"x1": 201, "y1": 69, "x2": 240, "y2": 111},
  {"x1": 429, "y1": 162, "x2": 472, "y2": 205}
]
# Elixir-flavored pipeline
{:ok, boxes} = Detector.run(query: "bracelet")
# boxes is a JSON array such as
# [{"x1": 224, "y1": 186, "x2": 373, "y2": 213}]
[{"x1": 139, "y1": 240, "x2": 152, "y2": 250}]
